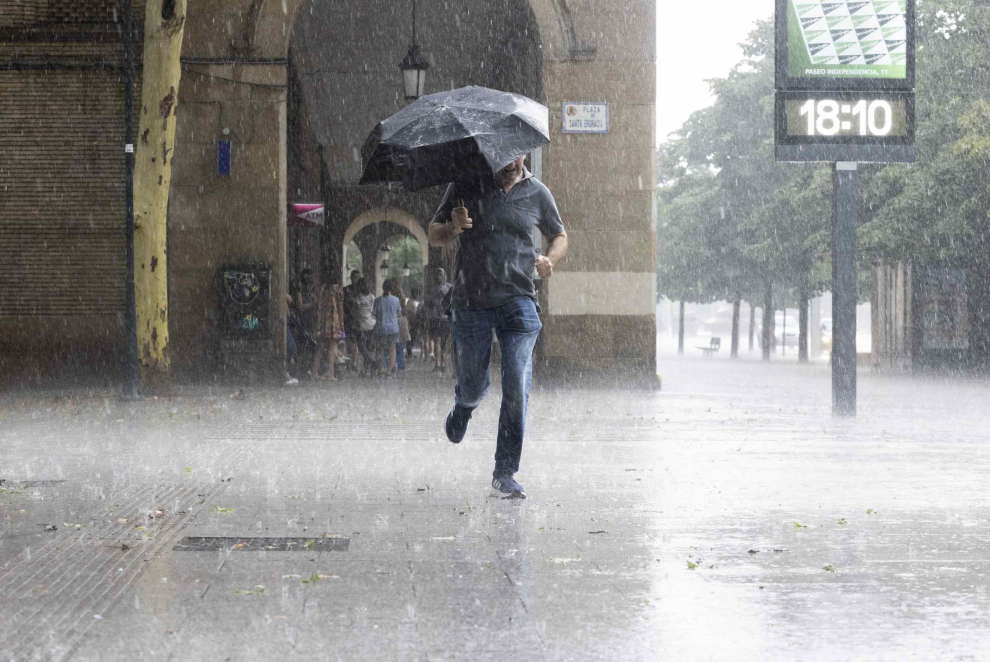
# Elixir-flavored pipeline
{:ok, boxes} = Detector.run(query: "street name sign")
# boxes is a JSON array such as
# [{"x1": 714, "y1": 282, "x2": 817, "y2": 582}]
[{"x1": 562, "y1": 102, "x2": 609, "y2": 134}]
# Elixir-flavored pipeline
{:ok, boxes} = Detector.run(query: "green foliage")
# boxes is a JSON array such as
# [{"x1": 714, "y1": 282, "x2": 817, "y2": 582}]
[
  {"x1": 385, "y1": 235, "x2": 425, "y2": 296},
  {"x1": 859, "y1": 0, "x2": 990, "y2": 265},
  {"x1": 346, "y1": 240, "x2": 362, "y2": 273},
  {"x1": 660, "y1": 2, "x2": 990, "y2": 304},
  {"x1": 658, "y1": 20, "x2": 830, "y2": 304}
]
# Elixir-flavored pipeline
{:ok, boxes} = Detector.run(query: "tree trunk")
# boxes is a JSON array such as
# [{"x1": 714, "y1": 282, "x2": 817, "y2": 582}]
[
  {"x1": 798, "y1": 287, "x2": 810, "y2": 363},
  {"x1": 748, "y1": 302, "x2": 756, "y2": 352},
  {"x1": 762, "y1": 280, "x2": 773, "y2": 361},
  {"x1": 677, "y1": 300, "x2": 685, "y2": 355},
  {"x1": 133, "y1": 0, "x2": 188, "y2": 392},
  {"x1": 782, "y1": 307, "x2": 787, "y2": 356},
  {"x1": 730, "y1": 297, "x2": 741, "y2": 359}
]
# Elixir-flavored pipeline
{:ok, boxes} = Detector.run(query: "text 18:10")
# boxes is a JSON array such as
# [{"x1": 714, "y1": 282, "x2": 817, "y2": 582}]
[{"x1": 799, "y1": 99, "x2": 893, "y2": 137}]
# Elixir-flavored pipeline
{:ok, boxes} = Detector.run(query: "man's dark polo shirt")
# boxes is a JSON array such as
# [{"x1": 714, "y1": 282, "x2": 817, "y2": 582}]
[{"x1": 432, "y1": 168, "x2": 565, "y2": 311}]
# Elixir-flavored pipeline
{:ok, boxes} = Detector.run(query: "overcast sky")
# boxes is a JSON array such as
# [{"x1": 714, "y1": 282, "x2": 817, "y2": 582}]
[{"x1": 656, "y1": 1, "x2": 773, "y2": 144}]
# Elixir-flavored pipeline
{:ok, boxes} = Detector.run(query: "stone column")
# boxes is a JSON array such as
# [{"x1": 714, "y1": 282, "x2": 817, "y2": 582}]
[
  {"x1": 168, "y1": 62, "x2": 288, "y2": 382},
  {"x1": 537, "y1": 0, "x2": 658, "y2": 385}
]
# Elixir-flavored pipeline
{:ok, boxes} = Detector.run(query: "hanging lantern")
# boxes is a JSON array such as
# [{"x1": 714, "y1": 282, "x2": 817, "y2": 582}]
[{"x1": 399, "y1": 0, "x2": 430, "y2": 100}]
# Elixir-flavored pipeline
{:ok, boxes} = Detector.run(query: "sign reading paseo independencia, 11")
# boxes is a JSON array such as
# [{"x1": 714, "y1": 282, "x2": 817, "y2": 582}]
[{"x1": 776, "y1": 0, "x2": 915, "y2": 90}]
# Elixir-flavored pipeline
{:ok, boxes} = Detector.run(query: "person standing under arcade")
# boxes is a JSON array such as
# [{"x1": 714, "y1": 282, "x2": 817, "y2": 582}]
[{"x1": 428, "y1": 155, "x2": 568, "y2": 499}]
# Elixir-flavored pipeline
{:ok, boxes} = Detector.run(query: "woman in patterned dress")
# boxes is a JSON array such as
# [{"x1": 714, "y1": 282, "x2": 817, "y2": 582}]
[{"x1": 313, "y1": 281, "x2": 345, "y2": 381}]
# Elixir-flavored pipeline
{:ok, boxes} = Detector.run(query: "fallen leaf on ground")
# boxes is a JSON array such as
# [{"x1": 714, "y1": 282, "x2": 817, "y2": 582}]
[
  {"x1": 232, "y1": 542, "x2": 248, "y2": 550},
  {"x1": 747, "y1": 549, "x2": 760, "y2": 554},
  {"x1": 234, "y1": 585, "x2": 265, "y2": 595},
  {"x1": 793, "y1": 522, "x2": 808, "y2": 529},
  {"x1": 687, "y1": 561, "x2": 698, "y2": 569},
  {"x1": 823, "y1": 565, "x2": 836, "y2": 572}
]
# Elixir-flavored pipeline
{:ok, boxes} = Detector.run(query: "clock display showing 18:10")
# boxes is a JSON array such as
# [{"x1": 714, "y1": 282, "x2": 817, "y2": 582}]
[{"x1": 785, "y1": 96, "x2": 910, "y2": 139}]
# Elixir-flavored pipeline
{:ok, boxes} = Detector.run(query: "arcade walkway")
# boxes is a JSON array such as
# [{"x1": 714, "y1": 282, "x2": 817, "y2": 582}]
[{"x1": 1, "y1": 356, "x2": 989, "y2": 661}]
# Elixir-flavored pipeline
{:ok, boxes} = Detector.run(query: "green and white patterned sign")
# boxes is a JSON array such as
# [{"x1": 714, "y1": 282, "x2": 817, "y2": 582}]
[{"x1": 787, "y1": 0, "x2": 908, "y2": 80}]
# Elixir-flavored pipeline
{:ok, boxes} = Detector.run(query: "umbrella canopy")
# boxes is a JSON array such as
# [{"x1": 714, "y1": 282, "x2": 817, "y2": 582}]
[{"x1": 359, "y1": 86, "x2": 550, "y2": 192}]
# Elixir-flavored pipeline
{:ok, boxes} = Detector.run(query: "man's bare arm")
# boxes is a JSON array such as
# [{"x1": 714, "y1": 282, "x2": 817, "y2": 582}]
[
  {"x1": 546, "y1": 230, "x2": 568, "y2": 267},
  {"x1": 535, "y1": 230, "x2": 568, "y2": 279},
  {"x1": 429, "y1": 200, "x2": 473, "y2": 247},
  {"x1": 429, "y1": 220, "x2": 460, "y2": 247}
]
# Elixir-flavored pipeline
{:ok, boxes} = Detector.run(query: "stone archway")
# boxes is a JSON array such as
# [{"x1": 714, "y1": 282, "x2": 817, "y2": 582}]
[{"x1": 341, "y1": 207, "x2": 429, "y2": 285}]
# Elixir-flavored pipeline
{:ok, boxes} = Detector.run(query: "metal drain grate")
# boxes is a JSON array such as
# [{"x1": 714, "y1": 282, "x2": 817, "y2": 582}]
[{"x1": 173, "y1": 536, "x2": 350, "y2": 552}]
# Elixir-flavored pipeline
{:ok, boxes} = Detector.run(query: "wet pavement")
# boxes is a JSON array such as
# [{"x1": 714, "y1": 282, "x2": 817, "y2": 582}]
[{"x1": 2, "y1": 353, "x2": 990, "y2": 661}]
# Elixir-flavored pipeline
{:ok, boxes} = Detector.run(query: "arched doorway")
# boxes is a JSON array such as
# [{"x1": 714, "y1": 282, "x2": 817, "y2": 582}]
[{"x1": 341, "y1": 207, "x2": 429, "y2": 294}]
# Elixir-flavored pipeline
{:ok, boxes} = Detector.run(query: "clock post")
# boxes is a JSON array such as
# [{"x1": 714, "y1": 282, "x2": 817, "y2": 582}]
[
  {"x1": 832, "y1": 161, "x2": 858, "y2": 415},
  {"x1": 774, "y1": 0, "x2": 916, "y2": 416}
]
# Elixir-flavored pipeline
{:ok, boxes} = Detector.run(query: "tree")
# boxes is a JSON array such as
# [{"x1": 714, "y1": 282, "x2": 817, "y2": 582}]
[
  {"x1": 133, "y1": 0, "x2": 188, "y2": 392},
  {"x1": 859, "y1": 0, "x2": 990, "y2": 270},
  {"x1": 658, "y1": 19, "x2": 830, "y2": 361}
]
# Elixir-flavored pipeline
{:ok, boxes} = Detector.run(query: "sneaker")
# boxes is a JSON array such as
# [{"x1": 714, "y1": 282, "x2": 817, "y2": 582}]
[
  {"x1": 445, "y1": 405, "x2": 472, "y2": 444},
  {"x1": 491, "y1": 475, "x2": 526, "y2": 499}
]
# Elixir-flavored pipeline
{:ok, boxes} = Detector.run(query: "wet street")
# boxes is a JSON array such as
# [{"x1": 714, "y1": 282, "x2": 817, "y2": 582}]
[{"x1": 2, "y1": 354, "x2": 990, "y2": 661}]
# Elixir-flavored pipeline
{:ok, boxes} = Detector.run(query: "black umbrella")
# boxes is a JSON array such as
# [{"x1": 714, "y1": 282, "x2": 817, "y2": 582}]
[{"x1": 359, "y1": 86, "x2": 550, "y2": 191}]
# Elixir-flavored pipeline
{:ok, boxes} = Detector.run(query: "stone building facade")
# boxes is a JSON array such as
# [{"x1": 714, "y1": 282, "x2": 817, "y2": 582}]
[{"x1": 1, "y1": 0, "x2": 658, "y2": 386}]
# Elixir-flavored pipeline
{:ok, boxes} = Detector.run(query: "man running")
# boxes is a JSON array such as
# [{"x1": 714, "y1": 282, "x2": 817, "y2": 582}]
[{"x1": 428, "y1": 155, "x2": 568, "y2": 499}]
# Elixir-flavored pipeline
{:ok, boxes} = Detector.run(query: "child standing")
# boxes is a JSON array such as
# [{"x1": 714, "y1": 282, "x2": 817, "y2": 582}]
[{"x1": 373, "y1": 279, "x2": 402, "y2": 377}]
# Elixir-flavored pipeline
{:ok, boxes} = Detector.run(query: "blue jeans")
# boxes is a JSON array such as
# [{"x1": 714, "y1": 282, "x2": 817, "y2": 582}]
[
  {"x1": 382, "y1": 343, "x2": 406, "y2": 370},
  {"x1": 286, "y1": 327, "x2": 298, "y2": 370},
  {"x1": 451, "y1": 297, "x2": 542, "y2": 478}
]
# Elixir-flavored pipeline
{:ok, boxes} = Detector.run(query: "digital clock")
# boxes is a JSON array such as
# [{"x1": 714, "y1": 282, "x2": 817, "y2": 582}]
[
  {"x1": 775, "y1": 91, "x2": 915, "y2": 162},
  {"x1": 776, "y1": 91, "x2": 913, "y2": 142}
]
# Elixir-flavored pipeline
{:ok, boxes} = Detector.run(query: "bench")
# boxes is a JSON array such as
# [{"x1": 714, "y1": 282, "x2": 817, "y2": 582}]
[{"x1": 697, "y1": 337, "x2": 721, "y2": 358}]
